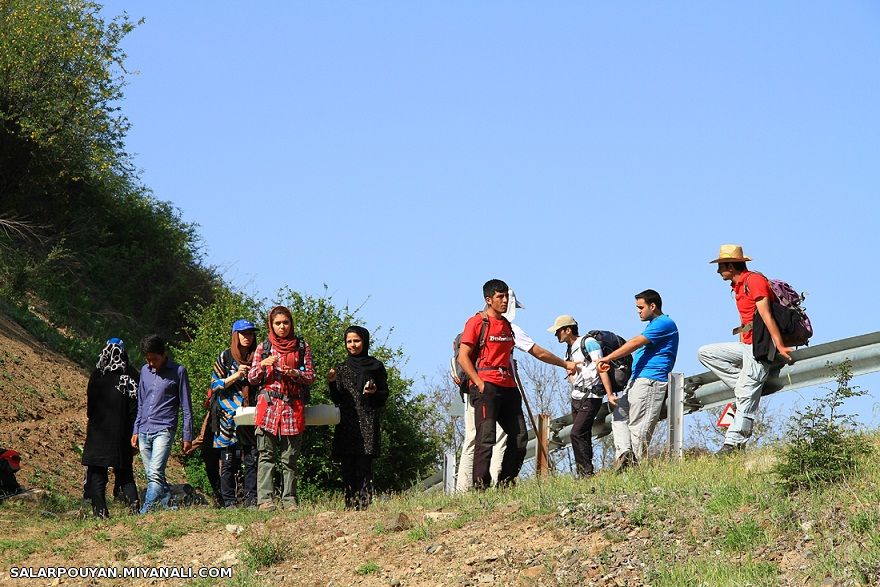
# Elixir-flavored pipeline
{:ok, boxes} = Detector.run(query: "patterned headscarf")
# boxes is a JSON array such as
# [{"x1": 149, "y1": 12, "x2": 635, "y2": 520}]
[{"x1": 96, "y1": 339, "x2": 137, "y2": 398}]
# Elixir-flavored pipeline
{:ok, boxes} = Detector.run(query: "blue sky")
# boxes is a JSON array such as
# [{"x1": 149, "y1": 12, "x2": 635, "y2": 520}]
[{"x1": 100, "y1": 2, "x2": 880, "y2": 426}]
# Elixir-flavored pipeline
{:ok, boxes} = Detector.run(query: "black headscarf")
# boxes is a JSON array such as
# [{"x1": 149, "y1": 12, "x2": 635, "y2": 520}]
[{"x1": 343, "y1": 326, "x2": 387, "y2": 391}]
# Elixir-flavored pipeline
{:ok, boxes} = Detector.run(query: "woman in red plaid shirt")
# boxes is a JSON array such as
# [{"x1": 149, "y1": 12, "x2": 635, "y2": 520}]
[{"x1": 248, "y1": 306, "x2": 315, "y2": 511}]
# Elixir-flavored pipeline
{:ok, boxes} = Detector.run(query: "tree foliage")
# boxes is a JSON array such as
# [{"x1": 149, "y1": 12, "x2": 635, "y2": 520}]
[
  {"x1": 0, "y1": 0, "x2": 217, "y2": 363},
  {"x1": 172, "y1": 287, "x2": 445, "y2": 497}
]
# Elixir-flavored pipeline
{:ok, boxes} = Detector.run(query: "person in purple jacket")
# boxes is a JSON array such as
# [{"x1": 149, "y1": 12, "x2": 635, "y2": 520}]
[{"x1": 131, "y1": 335, "x2": 193, "y2": 513}]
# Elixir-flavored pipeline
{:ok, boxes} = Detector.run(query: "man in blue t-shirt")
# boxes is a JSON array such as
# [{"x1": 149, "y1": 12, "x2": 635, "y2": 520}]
[{"x1": 596, "y1": 289, "x2": 678, "y2": 468}]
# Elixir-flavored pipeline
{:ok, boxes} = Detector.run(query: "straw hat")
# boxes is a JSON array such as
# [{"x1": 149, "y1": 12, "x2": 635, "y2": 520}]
[
  {"x1": 709, "y1": 244, "x2": 752, "y2": 264},
  {"x1": 547, "y1": 315, "x2": 577, "y2": 333}
]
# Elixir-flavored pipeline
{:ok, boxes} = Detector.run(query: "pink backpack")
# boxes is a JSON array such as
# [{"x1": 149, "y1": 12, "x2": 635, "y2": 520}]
[{"x1": 746, "y1": 273, "x2": 813, "y2": 347}]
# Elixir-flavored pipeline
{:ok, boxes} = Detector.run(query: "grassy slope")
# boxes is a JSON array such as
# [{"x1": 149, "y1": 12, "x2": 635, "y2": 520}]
[{"x1": 0, "y1": 440, "x2": 878, "y2": 587}]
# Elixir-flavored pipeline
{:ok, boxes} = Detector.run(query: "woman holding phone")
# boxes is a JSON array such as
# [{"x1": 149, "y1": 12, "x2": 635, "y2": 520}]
[{"x1": 327, "y1": 326, "x2": 388, "y2": 510}]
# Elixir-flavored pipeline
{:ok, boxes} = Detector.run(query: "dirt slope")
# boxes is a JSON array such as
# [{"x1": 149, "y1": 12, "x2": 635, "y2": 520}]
[{"x1": 0, "y1": 313, "x2": 186, "y2": 497}]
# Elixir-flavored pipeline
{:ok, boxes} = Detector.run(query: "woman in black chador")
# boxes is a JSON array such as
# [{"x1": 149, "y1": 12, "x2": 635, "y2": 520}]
[
  {"x1": 327, "y1": 326, "x2": 388, "y2": 510},
  {"x1": 81, "y1": 338, "x2": 140, "y2": 517}
]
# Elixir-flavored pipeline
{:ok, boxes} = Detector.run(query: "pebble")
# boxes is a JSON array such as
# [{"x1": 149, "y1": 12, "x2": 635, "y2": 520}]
[
  {"x1": 522, "y1": 565, "x2": 544, "y2": 578},
  {"x1": 425, "y1": 511, "x2": 457, "y2": 522}
]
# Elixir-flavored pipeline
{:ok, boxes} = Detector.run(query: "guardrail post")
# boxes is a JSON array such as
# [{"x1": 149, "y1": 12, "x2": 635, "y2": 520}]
[
  {"x1": 443, "y1": 450, "x2": 457, "y2": 494},
  {"x1": 667, "y1": 372, "x2": 684, "y2": 459},
  {"x1": 536, "y1": 413, "x2": 551, "y2": 476}
]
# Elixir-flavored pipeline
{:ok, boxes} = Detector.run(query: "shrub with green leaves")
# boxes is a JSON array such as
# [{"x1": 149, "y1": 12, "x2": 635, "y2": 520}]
[
  {"x1": 172, "y1": 286, "x2": 445, "y2": 496},
  {"x1": 774, "y1": 360, "x2": 872, "y2": 491},
  {"x1": 1, "y1": 0, "x2": 217, "y2": 368}
]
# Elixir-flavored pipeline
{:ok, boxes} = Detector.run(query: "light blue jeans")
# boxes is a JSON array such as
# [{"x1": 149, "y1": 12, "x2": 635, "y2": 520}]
[
  {"x1": 698, "y1": 342, "x2": 770, "y2": 446},
  {"x1": 138, "y1": 428, "x2": 174, "y2": 513}
]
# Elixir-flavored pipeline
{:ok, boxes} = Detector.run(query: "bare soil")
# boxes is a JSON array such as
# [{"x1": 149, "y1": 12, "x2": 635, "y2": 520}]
[{"x1": 0, "y1": 313, "x2": 187, "y2": 496}]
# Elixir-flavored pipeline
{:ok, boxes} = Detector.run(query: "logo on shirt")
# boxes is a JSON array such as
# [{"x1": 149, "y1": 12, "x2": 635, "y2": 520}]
[{"x1": 489, "y1": 335, "x2": 513, "y2": 342}]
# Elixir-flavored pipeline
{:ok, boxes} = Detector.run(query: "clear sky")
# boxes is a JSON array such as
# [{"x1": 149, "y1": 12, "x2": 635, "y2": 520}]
[{"x1": 100, "y1": 1, "x2": 880, "y2": 426}]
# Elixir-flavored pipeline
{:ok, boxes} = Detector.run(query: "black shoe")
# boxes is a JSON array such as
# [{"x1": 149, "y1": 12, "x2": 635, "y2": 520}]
[
  {"x1": 716, "y1": 443, "x2": 742, "y2": 456},
  {"x1": 612, "y1": 451, "x2": 636, "y2": 473}
]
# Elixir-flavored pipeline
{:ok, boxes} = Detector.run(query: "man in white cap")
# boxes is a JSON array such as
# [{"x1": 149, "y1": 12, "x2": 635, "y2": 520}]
[
  {"x1": 548, "y1": 315, "x2": 616, "y2": 477},
  {"x1": 698, "y1": 245, "x2": 792, "y2": 455},
  {"x1": 454, "y1": 282, "x2": 576, "y2": 491}
]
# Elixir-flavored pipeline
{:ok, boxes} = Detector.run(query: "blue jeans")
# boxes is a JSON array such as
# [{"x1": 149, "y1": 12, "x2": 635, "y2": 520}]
[{"x1": 138, "y1": 428, "x2": 174, "y2": 513}]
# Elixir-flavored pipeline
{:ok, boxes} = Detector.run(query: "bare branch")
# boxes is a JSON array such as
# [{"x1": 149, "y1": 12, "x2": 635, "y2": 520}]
[{"x1": 0, "y1": 215, "x2": 46, "y2": 244}]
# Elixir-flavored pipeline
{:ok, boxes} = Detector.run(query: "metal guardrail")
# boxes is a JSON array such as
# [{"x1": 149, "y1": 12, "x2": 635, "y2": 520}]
[
  {"x1": 538, "y1": 331, "x2": 880, "y2": 459},
  {"x1": 425, "y1": 331, "x2": 880, "y2": 490}
]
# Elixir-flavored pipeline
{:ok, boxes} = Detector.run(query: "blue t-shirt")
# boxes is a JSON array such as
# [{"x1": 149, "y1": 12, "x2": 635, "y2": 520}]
[{"x1": 631, "y1": 314, "x2": 679, "y2": 381}]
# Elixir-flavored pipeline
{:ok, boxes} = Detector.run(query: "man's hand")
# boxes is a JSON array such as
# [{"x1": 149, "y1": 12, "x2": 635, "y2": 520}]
[
  {"x1": 130, "y1": 434, "x2": 138, "y2": 449},
  {"x1": 474, "y1": 378, "x2": 485, "y2": 393},
  {"x1": 182, "y1": 440, "x2": 192, "y2": 454},
  {"x1": 777, "y1": 346, "x2": 794, "y2": 363},
  {"x1": 564, "y1": 360, "x2": 579, "y2": 376},
  {"x1": 607, "y1": 394, "x2": 618, "y2": 408}
]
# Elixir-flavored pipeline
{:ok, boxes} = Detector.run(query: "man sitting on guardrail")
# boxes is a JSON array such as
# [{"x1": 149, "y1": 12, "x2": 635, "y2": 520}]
[{"x1": 698, "y1": 244, "x2": 793, "y2": 455}]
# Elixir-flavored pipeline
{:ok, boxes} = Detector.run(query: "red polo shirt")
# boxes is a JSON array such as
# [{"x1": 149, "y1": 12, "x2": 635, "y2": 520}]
[
  {"x1": 460, "y1": 313, "x2": 516, "y2": 387},
  {"x1": 733, "y1": 271, "x2": 773, "y2": 345}
]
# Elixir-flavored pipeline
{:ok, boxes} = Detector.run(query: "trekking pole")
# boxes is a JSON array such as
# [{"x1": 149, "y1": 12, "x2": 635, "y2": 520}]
[{"x1": 511, "y1": 359, "x2": 549, "y2": 471}]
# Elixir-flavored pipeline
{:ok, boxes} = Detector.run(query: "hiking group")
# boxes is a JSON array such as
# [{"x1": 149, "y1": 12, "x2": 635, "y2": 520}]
[
  {"x1": 452, "y1": 243, "x2": 810, "y2": 490},
  {"x1": 73, "y1": 243, "x2": 810, "y2": 516},
  {"x1": 80, "y1": 306, "x2": 388, "y2": 517}
]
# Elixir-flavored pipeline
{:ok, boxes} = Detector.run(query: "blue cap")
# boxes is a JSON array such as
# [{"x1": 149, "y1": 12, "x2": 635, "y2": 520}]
[
  {"x1": 106, "y1": 337, "x2": 125, "y2": 349},
  {"x1": 231, "y1": 319, "x2": 256, "y2": 334}
]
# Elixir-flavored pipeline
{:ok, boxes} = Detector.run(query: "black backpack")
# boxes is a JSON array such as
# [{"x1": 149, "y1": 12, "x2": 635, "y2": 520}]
[
  {"x1": 450, "y1": 311, "x2": 490, "y2": 400},
  {"x1": 579, "y1": 330, "x2": 632, "y2": 392},
  {"x1": 258, "y1": 338, "x2": 311, "y2": 403}
]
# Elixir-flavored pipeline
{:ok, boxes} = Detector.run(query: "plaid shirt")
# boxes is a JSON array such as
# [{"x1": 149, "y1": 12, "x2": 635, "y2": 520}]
[{"x1": 248, "y1": 340, "x2": 315, "y2": 436}]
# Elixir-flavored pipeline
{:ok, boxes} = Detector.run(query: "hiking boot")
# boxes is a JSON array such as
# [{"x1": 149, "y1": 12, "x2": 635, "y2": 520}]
[
  {"x1": 612, "y1": 451, "x2": 636, "y2": 473},
  {"x1": 258, "y1": 502, "x2": 276, "y2": 512},
  {"x1": 716, "y1": 443, "x2": 743, "y2": 456}
]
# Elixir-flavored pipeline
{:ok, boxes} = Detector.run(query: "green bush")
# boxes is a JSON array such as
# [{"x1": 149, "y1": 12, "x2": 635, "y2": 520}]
[
  {"x1": 774, "y1": 360, "x2": 872, "y2": 491},
  {"x1": 171, "y1": 286, "x2": 445, "y2": 496},
  {"x1": 242, "y1": 532, "x2": 287, "y2": 569}
]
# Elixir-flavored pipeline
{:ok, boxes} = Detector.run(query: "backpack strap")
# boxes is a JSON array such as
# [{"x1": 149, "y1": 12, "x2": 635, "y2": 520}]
[
  {"x1": 472, "y1": 311, "x2": 490, "y2": 368},
  {"x1": 297, "y1": 336, "x2": 306, "y2": 372},
  {"x1": 260, "y1": 340, "x2": 272, "y2": 360},
  {"x1": 743, "y1": 271, "x2": 767, "y2": 298},
  {"x1": 579, "y1": 335, "x2": 601, "y2": 366}
]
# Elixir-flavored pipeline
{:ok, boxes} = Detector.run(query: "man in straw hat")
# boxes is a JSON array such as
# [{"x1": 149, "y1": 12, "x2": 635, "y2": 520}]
[{"x1": 698, "y1": 245, "x2": 792, "y2": 455}]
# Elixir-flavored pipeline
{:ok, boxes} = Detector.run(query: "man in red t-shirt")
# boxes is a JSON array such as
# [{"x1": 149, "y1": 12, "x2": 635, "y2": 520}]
[
  {"x1": 457, "y1": 279, "x2": 528, "y2": 490},
  {"x1": 698, "y1": 245, "x2": 792, "y2": 455}
]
